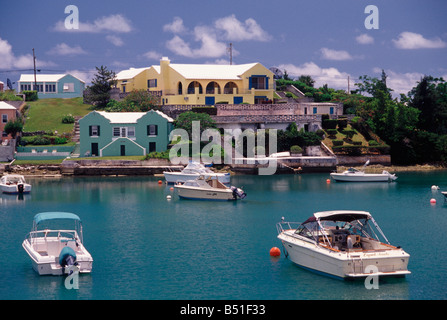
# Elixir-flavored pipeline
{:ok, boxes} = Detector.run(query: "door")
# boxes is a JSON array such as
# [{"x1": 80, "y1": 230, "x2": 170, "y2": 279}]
[
  {"x1": 91, "y1": 143, "x2": 98, "y2": 156},
  {"x1": 149, "y1": 142, "x2": 156, "y2": 153},
  {"x1": 120, "y1": 145, "x2": 126, "y2": 156}
]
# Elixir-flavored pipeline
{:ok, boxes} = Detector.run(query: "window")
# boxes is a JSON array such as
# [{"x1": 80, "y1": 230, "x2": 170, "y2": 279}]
[
  {"x1": 250, "y1": 76, "x2": 268, "y2": 90},
  {"x1": 45, "y1": 84, "x2": 56, "y2": 93},
  {"x1": 147, "y1": 125, "x2": 158, "y2": 136},
  {"x1": 63, "y1": 83, "x2": 75, "y2": 92},
  {"x1": 21, "y1": 84, "x2": 31, "y2": 91},
  {"x1": 148, "y1": 79, "x2": 157, "y2": 88},
  {"x1": 89, "y1": 125, "x2": 100, "y2": 137},
  {"x1": 33, "y1": 84, "x2": 43, "y2": 92},
  {"x1": 2, "y1": 114, "x2": 7, "y2": 123},
  {"x1": 113, "y1": 126, "x2": 135, "y2": 138},
  {"x1": 330, "y1": 107, "x2": 334, "y2": 115},
  {"x1": 313, "y1": 107, "x2": 317, "y2": 114}
]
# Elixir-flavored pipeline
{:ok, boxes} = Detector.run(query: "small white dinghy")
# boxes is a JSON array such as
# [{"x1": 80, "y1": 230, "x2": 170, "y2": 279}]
[
  {"x1": 0, "y1": 174, "x2": 32, "y2": 194},
  {"x1": 174, "y1": 176, "x2": 246, "y2": 201},
  {"x1": 330, "y1": 161, "x2": 397, "y2": 182},
  {"x1": 22, "y1": 212, "x2": 93, "y2": 275}
]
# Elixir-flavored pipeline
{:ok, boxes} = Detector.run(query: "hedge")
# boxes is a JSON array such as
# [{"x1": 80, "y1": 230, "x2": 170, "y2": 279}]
[{"x1": 332, "y1": 145, "x2": 390, "y2": 155}]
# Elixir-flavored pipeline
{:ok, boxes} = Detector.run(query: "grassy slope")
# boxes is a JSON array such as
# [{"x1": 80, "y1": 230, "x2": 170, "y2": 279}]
[{"x1": 23, "y1": 97, "x2": 92, "y2": 133}]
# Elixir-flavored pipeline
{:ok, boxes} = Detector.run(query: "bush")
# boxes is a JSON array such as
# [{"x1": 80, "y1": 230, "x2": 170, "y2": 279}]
[
  {"x1": 337, "y1": 118, "x2": 348, "y2": 130},
  {"x1": 332, "y1": 139, "x2": 343, "y2": 146},
  {"x1": 322, "y1": 119, "x2": 337, "y2": 129},
  {"x1": 326, "y1": 129, "x2": 338, "y2": 138},
  {"x1": 368, "y1": 140, "x2": 379, "y2": 146},
  {"x1": 290, "y1": 145, "x2": 303, "y2": 153},
  {"x1": 62, "y1": 114, "x2": 75, "y2": 124},
  {"x1": 22, "y1": 90, "x2": 38, "y2": 101}
]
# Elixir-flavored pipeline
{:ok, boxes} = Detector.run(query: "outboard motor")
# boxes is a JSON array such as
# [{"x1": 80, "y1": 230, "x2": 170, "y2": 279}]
[
  {"x1": 17, "y1": 183, "x2": 24, "y2": 194},
  {"x1": 231, "y1": 186, "x2": 247, "y2": 199},
  {"x1": 59, "y1": 247, "x2": 77, "y2": 275}
]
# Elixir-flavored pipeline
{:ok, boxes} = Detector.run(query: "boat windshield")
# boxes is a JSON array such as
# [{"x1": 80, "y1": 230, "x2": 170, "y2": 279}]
[{"x1": 295, "y1": 216, "x2": 379, "y2": 243}]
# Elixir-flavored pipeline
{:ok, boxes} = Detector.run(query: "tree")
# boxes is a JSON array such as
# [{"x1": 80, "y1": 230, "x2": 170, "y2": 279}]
[
  {"x1": 84, "y1": 66, "x2": 116, "y2": 109},
  {"x1": 174, "y1": 111, "x2": 216, "y2": 137},
  {"x1": 298, "y1": 75, "x2": 315, "y2": 88},
  {"x1": 4, "y1": 117, "x2": 23, "y2": 139},
  {"x1": 409, "y1": 76, "x2": 447, "y2": 135}
]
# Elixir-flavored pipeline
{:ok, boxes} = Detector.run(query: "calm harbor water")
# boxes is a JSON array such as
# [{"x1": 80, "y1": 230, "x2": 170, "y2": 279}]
[{"x1": 1, "y1": 171, "x2": 447, "y2": 300}]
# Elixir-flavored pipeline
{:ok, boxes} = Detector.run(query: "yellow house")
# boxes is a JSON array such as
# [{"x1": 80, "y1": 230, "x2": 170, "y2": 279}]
[{"x1": 116, "y1": 57, "x2": 275, "y2": 105}]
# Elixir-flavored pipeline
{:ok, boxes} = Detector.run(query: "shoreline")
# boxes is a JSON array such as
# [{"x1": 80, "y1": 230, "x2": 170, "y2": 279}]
[{"x1": 2, "y1": 162, "x2": 446, "y2": 178}]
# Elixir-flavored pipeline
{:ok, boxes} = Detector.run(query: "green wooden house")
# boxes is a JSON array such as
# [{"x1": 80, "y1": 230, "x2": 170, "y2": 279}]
[{"x1": 79, "y1": 110, "x2": 174, "y2": 157}]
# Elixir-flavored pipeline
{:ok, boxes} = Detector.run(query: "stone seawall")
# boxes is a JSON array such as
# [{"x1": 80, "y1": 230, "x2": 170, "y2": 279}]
[{"x1": 61, "y1": 159, "x2": 183, "y2": 176}]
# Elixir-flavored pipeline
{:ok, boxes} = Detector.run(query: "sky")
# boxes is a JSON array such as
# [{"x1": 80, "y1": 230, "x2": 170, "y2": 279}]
[{"x1": 0, "y1": 0, "x2": 446, "y2": 97}]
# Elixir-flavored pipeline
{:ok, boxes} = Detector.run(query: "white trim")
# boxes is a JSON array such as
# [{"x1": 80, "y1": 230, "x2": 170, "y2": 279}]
[{"x1": 99, "y1": 137, "x2": 146, "y2": 157}]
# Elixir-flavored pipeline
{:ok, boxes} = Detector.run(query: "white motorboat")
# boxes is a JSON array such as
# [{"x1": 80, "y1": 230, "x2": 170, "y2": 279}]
[
  {"x1": 22, "y1": 212, "x2": 93, "y2": 276},
  {"x1": 330, "y1": 161, "x2": 397, "y2": 182},
  {"x1": 0, "y1": 174, "x2": 32, "y2": 194},
  {"x1": 164, "y1": 161, "x2": 230, "y2": 184},
  {"x1": 174, "y1": 176, "x2": 246, "y2": 201},
  {"x1": 277, "y1": 210, "x2": 410, "y2": 279}
]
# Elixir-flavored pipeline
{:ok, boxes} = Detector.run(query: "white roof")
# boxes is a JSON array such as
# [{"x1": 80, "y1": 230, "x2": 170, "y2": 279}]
[
  {"x1": 18, "y1": 74, "x2": 85, "y2": 83},
  {"x1": 169, "y1": 63, "x2": 258, "y2": 80},
  {"x1": 0, "y1": 101, "x2": 18, "y2": 110},
  {"x1": 96, "y1": 110, "x2": 173, "y2": 123},
  {"x1": 116, "y1": 67, "x2": 150, "y2": 80}
]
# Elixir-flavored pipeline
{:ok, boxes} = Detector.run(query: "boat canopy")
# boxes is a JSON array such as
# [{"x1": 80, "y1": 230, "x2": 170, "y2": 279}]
[
  {"x1": 313, "y1": 210, "x2": 371, "y2": 222},
  {"x1": 33, "y1": 212, "x2": 81, "y2": 225}
]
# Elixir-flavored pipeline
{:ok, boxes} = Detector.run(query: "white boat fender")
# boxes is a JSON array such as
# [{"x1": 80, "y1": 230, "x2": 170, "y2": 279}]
[{"x1": 59, "y1": 247, "x2": 77, "y2": 275}]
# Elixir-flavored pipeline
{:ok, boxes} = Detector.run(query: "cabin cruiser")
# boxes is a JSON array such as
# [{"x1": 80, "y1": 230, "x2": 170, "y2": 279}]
[
  {"x1": 0, "y1": 174, "x2": 32, "y2": 194},
  {"x1": 164, "y1": 161, "x2": 230, "y2": 184},
  {"x1": 277, "y1": 210, "x2": 410, "y2": 279},
  {"x1": 174, "y1": 176, "x2": 246, "y2": 201},
  {"x1": 330, "y1": 161, "x2": 397, "y2": 182},
  {"x1": 22, "y1": 212, "x2": 93, "y2": 275}
]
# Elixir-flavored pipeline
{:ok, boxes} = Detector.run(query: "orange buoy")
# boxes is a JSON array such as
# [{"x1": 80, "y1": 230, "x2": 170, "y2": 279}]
[
  {"x1": 430, "y1": 198, "x2": 436, "y2": 204},
  {"x1": 326, "y1": 179, "x2": 331, "y2": 183},
  {"x1": 270, "y1": 247, "x2": 281, "y2": 257},
  {"x1": 170, "y1": 187, "x2": 174, "y2": 191},
  {"x1": 158, "y1": 180, "x2": 163, "y2": 184}
]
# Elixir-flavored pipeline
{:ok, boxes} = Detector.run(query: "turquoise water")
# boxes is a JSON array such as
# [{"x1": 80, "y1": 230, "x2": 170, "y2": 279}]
[{"x1": 1, "y1": 171, "x2": 447, "y2": 300}]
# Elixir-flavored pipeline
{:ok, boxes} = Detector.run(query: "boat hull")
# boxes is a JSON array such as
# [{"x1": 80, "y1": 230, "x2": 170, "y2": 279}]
[
  {"x1": 164, "y1": 172, "x2": 230, "y2": 184},
  {"x1": 278, "y1": 231, "x2": 410, "y2": 279},
  {"x1": 22, "y1": 239, "x2": 93, "y2": 276},
  {"x1": 1, "y1": 184, "x2": 32, "y2": 194},
  {"x1": 330, "y1": 173, "x2": 393, "y2": 182},
  {"x1": 175, "y1": 185, "x2": 236, "y2": 200}
]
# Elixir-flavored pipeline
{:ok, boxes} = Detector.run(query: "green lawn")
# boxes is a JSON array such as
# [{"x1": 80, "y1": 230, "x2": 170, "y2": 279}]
[{"x1": 23, "y1": 97, "x2": 92, "y2": 133}]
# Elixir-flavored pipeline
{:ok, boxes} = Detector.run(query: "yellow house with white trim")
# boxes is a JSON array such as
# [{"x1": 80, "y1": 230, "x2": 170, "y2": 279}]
[{"x1": 116, "y1": 57, "x2": 274, "y2": 105}]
